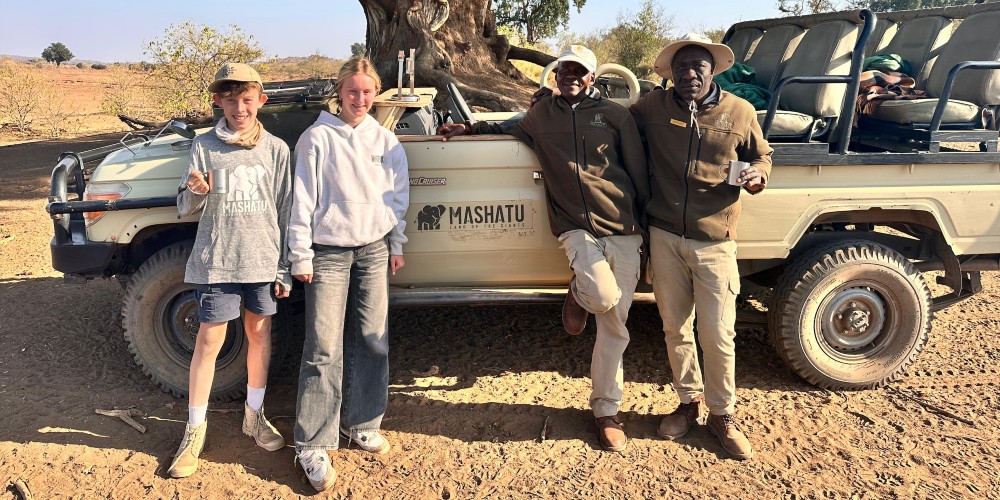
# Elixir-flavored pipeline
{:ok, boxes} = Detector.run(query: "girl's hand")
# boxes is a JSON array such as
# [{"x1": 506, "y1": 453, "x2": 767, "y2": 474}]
[{"x1": 389, "y1": 255, "x2": 405, "y2": 275}]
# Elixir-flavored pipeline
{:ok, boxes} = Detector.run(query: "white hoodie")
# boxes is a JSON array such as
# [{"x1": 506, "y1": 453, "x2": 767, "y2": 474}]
[{"x1": 288, "y1": 111, "x2": 409, "y2": 275}]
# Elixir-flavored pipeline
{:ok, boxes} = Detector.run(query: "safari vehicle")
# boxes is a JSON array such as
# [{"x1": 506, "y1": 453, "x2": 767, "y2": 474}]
[{"x1": 47, "y1": 4, "x2": 1000, "y2": 401}]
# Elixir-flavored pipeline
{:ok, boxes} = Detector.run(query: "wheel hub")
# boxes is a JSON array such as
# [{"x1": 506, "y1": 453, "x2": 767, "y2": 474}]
[
  {"x1": 167, "y1": 291, "x2": 199, "y2": 353},
  {"x1": 823, "y1": 288, "x2": 886, "y2": 351}
]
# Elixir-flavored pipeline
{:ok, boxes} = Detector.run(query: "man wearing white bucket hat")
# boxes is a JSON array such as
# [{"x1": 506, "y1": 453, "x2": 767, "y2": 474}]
[
  {"x1": 631, "y1": 33, "x2": 773, "y2": 460},
  {"x1": 439, "y1": 45, "x2": 649, "y2": 453}
]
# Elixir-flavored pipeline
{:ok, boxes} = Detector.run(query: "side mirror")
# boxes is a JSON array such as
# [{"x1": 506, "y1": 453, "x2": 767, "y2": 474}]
[{"x1": 168, "y1": 120, "x2": 196, "y2": 139}]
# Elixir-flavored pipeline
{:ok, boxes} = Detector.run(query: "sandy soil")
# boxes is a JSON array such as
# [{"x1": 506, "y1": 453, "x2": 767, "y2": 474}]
[{"x1": 0, "y1": 136, "x2": 998, "y2": 498}]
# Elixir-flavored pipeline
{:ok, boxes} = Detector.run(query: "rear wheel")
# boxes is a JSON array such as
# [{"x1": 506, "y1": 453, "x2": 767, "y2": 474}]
[
  {"x1": 121, "y1": 242, "x2": 288, "y2": 401},
  {"x1": 768, "y1": 239, "x2": 931, "y2": 389}
]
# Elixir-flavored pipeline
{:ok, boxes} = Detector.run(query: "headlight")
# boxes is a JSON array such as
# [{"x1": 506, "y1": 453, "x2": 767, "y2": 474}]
[{"x1": 82, "y1": 182, "x2": 131, "y2": 226}]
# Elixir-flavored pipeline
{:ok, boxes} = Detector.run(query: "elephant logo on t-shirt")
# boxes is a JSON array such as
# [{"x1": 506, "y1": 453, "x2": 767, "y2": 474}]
[
  {"x1": 416, "y1": 205, "x2": 446, "y2": 230},
  {"x1": 226, "y1": 164, "x2": 267, "y2": 202}
]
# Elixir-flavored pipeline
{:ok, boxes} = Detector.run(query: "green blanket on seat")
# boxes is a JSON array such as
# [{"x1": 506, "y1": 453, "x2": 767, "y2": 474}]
[
  {"x1": 715, "y1": 62, "x2": 771, "y2": 110},
  {"x1": 864, "y1": 54, "x2": 913, "y2": 77}
]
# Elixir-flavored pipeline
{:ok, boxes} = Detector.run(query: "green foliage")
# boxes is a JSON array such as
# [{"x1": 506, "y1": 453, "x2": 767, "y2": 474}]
[
  {"x1": 847, "y1": 0, "x2": 971, "y2": 10},
  {"x1": 41, "y1": 42, "x2": 74, "y2": 66},
  {"x1": 145, "y1": 21, "x2": 271, "y2": 118},
  {"x1": 702, "y1": 27, "x2": 730, "y2": 44},
  {"x1": 606, "y1": 0, "x2": 674, "y2": 79},
  {"x1": 495, "y1": 0, "x2": 587, "y2": 44},
  {"x1": 351, "y1": 42, "x2": 366, "y2": 57},
  {"x1": 76, "y1": 62, "x2": 87, "y2": 69},
  {"x1": 91, "y1": 64, "x2": 108, "y2": 70}
]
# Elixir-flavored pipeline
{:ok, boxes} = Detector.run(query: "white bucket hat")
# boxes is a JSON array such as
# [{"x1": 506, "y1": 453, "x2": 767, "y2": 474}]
[
  {"x1": 653, "y1": 33, "x2": 735, "y2": 79},
  {"x1": 555, "y1": 45, "x2": 598, "y2": 74}
]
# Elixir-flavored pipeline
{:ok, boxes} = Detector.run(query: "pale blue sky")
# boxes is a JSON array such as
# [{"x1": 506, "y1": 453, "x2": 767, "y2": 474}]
[{"x1": 0, "y1": 0, "x2": 786, "y2": 63}]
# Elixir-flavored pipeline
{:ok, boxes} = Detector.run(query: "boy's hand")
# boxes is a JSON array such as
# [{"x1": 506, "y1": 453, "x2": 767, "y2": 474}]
[
  {"x1": 186, "y1": 170, "x2": 210, "y2": 195},
  {"x1": 390, "y1": 255, "x2": 405, "y2": 275},
  {"x1": 274, "y1": 281, "x2": 290, "y2": 298},
  {"x1": 436, "y1": 123, "x2": 469, "y2": 141},
  {"x1": 294, "y1": 274, "x2": 313, "y2": 284}
]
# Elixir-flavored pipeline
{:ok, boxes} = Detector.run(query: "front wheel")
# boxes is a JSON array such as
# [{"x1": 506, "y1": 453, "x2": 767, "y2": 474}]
[
  {"x1": 768, "y1": 240, "x2": 931, "y2": 389},
  {"x1": 121, "y1": 242, "x2": 287, "y2": 401}
]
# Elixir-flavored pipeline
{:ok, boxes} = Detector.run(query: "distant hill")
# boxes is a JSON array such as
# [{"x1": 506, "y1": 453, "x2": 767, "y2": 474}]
[{"x1": 0, "y1": 54, "x2": 115, "y2": 65}]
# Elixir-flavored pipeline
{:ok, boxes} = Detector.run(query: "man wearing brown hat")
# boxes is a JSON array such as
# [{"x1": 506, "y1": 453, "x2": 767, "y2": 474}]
[
  {"x1": 631, "y1": 33, "x2": 772, "y2": 460},
  {"x1": 439, "y1": 45, "x2": 649, "y2": 452}
]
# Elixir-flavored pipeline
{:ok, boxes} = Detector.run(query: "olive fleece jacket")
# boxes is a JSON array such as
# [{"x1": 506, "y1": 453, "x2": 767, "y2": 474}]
[
  {"x1": 472, "y1": 91, "x2": 649, "y2": 238},
  {"x1": 631, "y1": 85, "x2": 773, "y2": 241}
]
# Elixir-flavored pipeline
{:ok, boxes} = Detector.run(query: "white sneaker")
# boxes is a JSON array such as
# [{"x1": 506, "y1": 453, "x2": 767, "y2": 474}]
[
  {"x1": 295, "y1": 449, "x2": 336, "y2": 492},
  {"x1": 340, "y1": 428, "x2": 391, "y2": 454}
]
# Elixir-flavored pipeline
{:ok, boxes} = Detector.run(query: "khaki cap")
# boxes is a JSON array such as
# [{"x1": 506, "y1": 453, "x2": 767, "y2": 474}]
[
  {"x1": 653, "y1": 33, "x2": 735, "y2": 79},
  {"x1": 208, "y1": 62, "x2": 263, "y2": 92},
  {"x1": 555, "y1": 45, "x2": 598, "y2": 74}
]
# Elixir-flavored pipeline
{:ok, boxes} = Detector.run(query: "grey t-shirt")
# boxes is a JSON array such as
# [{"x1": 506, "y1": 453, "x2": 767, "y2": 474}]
[{"x1": 177, "y1": 130, "x2": 292, "y2": 287}]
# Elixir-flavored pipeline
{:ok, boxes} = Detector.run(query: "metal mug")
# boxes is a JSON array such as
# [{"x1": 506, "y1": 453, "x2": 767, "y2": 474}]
[
  {"x1": 727, "y1": 160, "x2": 750, "y2": 186},
  {"x1": 208, "y1": 168, "x2": 228, "y2": 194}
]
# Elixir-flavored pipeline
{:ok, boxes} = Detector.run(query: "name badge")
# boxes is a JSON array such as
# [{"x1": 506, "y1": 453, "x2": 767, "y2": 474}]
[{"x1": 670, "y1": 119, "x2": 687, "y2": 127}]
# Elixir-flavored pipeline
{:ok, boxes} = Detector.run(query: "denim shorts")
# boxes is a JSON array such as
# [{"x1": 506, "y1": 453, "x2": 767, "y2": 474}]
[{"x1": 194, "y1": 282, "x2": 277, "y2": 323}]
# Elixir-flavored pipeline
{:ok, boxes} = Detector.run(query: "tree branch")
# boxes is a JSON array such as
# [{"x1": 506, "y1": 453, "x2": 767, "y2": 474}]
[{"x1": 507, "y1": 46, "x2": 556, "y2": 68}]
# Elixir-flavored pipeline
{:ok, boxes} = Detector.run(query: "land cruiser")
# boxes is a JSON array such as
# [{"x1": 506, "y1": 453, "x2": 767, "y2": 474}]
[{"x1": 46, "y1": 5, "x2": 1000, "y2": 401}]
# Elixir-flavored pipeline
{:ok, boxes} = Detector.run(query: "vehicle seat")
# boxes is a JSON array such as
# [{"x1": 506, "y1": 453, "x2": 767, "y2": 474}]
[
  {"x1": 726, "y1": 28, "x2": 764, "y2": 62},
  {"x1": 871, "y1": 10, "x2": 1000, "y2": 126},
  {"x1": 757, "y1": 20, "x2": 859, "y2": 139},
  {"x1": 873, "y1": 15, "x2": 952, "y2": 84},
  {"x1": 745, "y1": 24, "x2": 805, "y2": 90},
  {"x1": 863, "y1": 18, "x2": 896, "y2": 59}
]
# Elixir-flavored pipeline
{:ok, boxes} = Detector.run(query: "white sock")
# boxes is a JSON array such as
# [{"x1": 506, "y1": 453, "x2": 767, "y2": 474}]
[
  {"x1": 188, "y1": 405, "x2": 207, "y2": 426},
  {"x1": 246, "y1": 385, "x2": 266, "y2": 412}
]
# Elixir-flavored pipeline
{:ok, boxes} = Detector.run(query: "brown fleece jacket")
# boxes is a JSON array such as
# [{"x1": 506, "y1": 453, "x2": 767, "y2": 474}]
[
  {"x1": 473, "y1": 91, "x2": 649, "y2": 238},
  {"x1": 631, "y1": 85, "x2": 772, "y2": 241}
]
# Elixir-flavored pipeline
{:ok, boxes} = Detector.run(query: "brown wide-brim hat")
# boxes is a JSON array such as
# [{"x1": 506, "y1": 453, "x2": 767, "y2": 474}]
[
  {"x1": 653, "y1": 33, "x2": 735, "y2": 80},
  {"x1": 208, "y1": 62, "x2": 263, "y2": 93}
]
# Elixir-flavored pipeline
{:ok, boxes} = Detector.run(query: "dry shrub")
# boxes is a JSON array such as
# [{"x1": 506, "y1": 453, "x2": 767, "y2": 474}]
[
  {"x1": 100, "y1": 65, "x2": 163, "y2": 122},
  {"x1": 0, "y1": 59, "x2": 46, "y2": 133}
]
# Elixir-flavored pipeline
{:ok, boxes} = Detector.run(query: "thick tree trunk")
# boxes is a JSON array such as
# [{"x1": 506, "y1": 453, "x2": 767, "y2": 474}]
[{"x1": 359, "y1": 0, "x2": 544, "y2": 111}]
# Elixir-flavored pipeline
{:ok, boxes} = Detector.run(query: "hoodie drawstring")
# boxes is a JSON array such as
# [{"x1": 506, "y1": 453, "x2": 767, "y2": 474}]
[{"x1": 688, "y1": 100, "x2": 702, "y2": 139}]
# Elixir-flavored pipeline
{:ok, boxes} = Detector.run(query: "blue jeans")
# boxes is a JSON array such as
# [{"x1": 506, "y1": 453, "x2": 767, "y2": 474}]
[{"x1": 294, "y1": 240, "x2": 390, "y2": 450}]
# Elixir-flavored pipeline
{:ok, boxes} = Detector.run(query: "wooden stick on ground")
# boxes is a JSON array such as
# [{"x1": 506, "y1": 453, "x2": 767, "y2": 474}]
[
  {"x1": 12, "y1": 478, "x2": 33, "y2": 500},
  {"x1": 95, "y1": 408, "x2": 147, "y2": 433},
  {"x1": 886, "y1": 387, "x2": 976, "y2": 426}
]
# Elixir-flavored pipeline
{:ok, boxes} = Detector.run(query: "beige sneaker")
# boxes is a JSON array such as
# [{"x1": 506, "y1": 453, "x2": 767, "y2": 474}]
[
  {"x1": 242, "y1": 404, "x2": 285, "y2": 452},
  {"x1": 296, "y1": 449, "x2": 337, "y2": 492},
  {"x1": 340, "y1": 428, "x2": 391, "y2": 454},
  {"x1": 168, "y1": 422, "x2": 207, "y2": 478},
  {"x1": 706, "y1": 413, "x2": 754, "y2": 460}
]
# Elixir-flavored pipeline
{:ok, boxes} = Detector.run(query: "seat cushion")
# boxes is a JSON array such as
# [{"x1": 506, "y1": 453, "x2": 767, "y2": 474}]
[
  {"x1": 756, "y1": 110, "x2": 816, "y2": 136},
  {"x1": 871, "y1": 98, "x2": 980, "y2": 125}
]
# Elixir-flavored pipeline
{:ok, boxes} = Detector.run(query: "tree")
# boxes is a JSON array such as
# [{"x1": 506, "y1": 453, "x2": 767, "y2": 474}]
[
  {"x1": 494, "y1": 0, "x2": 587, "y2": 44},
  {"x1": 605, "y1": 1, "x2": 673, "y2": 79},
  {"x1": 777, "y1": 0, "x2": 841, "y2": 15},
  {"x1": 360, "y1": 0, "x2": 563, "y2": 111},
  {"x1": 145, "y1": 21, "x2": 270, "y2": 118},
  {"x1": 0, "y1": 60, "x2": 45, "y2": 132},
  {"x1": 351, "y1": 42, "x2": 366, "y2": 57},
  {"x1": 848, "y1": 0, "x2": 971, "y2": 10},
  {"x1": 41, "y1": 42, "x2": 74, "y2": 66}
]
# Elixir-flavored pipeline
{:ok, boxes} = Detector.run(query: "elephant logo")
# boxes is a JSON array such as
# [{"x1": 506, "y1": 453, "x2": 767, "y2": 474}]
[
  {"x1": 226, "y1": 164, "x2": 266, "y2": 202},
  {"x1": 416, "y1": 204, "x2": 446, "y2": 230}
]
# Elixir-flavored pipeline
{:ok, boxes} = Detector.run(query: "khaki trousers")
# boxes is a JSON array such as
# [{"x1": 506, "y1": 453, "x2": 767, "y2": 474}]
[
  {"x1": 559, "y1": 230, "x2": 643, "y2": 418},
  {"x1": 649, "y1": 226, "x2": 740, "y2": 416}
]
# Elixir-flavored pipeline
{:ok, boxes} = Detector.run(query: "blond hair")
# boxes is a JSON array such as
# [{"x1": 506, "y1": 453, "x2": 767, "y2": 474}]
[{"x1": 334, "y1": 57, "x2": 382, "y2": 106}]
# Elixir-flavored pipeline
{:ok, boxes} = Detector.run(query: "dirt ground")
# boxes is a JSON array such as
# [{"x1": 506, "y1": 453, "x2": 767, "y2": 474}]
[{"x1": 0, "y1": 135, "x2": 998, "y2": 499}]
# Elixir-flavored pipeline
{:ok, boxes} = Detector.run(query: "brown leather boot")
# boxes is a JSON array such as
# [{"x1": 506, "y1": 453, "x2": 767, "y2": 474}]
[
  {"x1": 657, "y1": 395, "x2": 704, "y2": 440},
  {"x1": 595, "y1": 414, "x2": 627, "y2": 452},
  {"x1": 706, "y1": 413, "x2": 753, "y2": 460},
  {"x1": 561, "y1": 280, "x2": 588, "y2": 335}
]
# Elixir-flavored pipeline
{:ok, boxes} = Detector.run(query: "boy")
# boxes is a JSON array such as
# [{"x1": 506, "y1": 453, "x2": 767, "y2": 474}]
[{"x1": 168, "y1": 62, "x2": 293, "y2": 478}]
